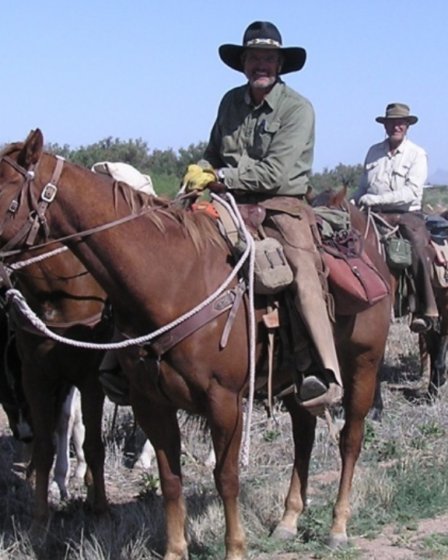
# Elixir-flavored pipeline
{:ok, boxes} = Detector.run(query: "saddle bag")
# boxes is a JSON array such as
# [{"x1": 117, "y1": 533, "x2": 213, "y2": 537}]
[
  {"x1": 212, "y1": 198, "x2": 294, "y2": 295},
  {"x1": 323, "y1": 231, "x2": 389, "y2": 315},
  {"x1": 384, "y1": 237, "x2": 413, "y2": 270},
  {"x1": 253, "y1": 238, "x2": 294, "y2": 295}
]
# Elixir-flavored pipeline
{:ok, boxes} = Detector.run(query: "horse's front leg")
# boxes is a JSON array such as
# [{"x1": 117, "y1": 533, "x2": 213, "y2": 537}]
[
  {"x1": 78, "y1": 375, "x2": 108, "y2": 516},
  {"x1": 419, "y1": 331, "x2": 432, "y2": 393},
  {"x1": 132, "y1": 394, "x2": 187, "y2": 560},
  {"x1": 419, "y1": 330, "x2": 448, "y2": 396},
  {"x1": 208, "y1": 387, "x2": 246, "y2": 560},
  {"x1": 52, "y1": 388, "x2": 73, "y2": 500},
  {"x1": 271, "y1": 394, "x2": 316, "y2": 539},
  {"x1": 432, "y1": 334, "x2": 448, "y2": 392},
  {"x1": 21, "y1": 371, "x2": 55, "y2": 530},
  {"x1": 430, "y1": 289, "x2": 448, "y2": 393},
  {"x1": 329, "y1": 357, "x2": 378, "y2": 548}
]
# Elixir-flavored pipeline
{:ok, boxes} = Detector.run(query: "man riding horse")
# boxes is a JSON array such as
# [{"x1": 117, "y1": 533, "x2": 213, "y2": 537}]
[
  {"x1": 181, "y1": 21, "x2": 343, "y2": 413},
  {"x1": 352, "y1": 102, "x2": 438, "y2": 333}
]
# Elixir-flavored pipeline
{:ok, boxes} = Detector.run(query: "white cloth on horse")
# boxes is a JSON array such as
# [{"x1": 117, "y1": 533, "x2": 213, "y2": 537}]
[{"x1": 91, "y1": 161, "x2": 155, "y2": 196}]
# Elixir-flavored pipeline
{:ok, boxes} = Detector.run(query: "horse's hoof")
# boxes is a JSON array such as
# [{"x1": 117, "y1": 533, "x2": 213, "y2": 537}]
[
  {"x1": 271, "y1": 524, "x2": 297, "y2": 540},
  {"x1": 327, "y1": 532, "x2": 348, "y2": 549}
]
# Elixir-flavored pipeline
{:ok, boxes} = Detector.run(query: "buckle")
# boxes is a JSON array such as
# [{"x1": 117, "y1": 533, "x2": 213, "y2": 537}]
[
  {"x1": 8, "y1": 200, "x2": 19, "y2": 213},
  {"x1": 41, "y1": 183, "x2": 57, "y2": 203}
]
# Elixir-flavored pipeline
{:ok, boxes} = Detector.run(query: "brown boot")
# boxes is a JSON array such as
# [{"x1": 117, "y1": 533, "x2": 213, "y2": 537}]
[{"x1": 297, "y1": 375, "x2": 343, "y2": 416}]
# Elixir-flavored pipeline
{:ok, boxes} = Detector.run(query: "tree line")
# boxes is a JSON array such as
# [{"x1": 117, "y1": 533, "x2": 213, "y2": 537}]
[{"x1": 40, "y1": 137, "x2": 364, "y2": 198}]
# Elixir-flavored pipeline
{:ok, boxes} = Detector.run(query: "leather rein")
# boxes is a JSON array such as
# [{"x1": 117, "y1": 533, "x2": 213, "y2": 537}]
[{"x1": 0, "y1": 154, "x2": 109, "y2": 330}]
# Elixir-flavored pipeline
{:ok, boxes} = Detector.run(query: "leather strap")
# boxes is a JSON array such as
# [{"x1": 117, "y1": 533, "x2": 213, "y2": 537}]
[{"x1": 150, "y1": 282, "x2": 246, "y2": 358}]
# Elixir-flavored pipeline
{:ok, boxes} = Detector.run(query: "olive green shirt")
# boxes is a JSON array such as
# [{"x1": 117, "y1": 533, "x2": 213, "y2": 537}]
[{"x1": 203, "y1": 79, "x2": 315, "y2": 196}]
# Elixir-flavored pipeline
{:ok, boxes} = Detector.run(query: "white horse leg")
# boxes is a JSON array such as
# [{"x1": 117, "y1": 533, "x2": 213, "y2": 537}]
[
  {"x1": 134, "y1": 439, "x2": 156, "y2": 470},
  {"x1": 52, "y1": 388, "x2": 74, "y2": 499},
  {"x1": 71, "y1": 389, "x2": 87, "y2": 479}
]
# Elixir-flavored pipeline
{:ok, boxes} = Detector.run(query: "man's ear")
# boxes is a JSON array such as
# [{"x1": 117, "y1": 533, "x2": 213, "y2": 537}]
[{"x1": 278, "y1": 54, "x2": 284, "y2": 74}]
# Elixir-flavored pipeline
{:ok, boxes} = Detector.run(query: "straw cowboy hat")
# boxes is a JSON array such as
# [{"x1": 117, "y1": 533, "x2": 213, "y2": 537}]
[
  {"x1": 219, "y1": 21, "x2": 307, "y2": 75},
  {"x1": 375, "y1": 103, "x2": 418, "y2": 125}
]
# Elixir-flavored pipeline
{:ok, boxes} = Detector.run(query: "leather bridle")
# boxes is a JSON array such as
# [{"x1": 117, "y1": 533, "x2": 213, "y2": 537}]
[{"x1": 0, "y1": 154, "x2": 63, "y2": 254}]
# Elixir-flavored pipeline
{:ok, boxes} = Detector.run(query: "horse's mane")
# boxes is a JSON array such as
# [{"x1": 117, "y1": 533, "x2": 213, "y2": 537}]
[
  {"x1": 103, "y1": 181, "x2": 225, "y2": 252},
  {"x1": 144, "y1": 204, "x2": 226, "y2": 253},
  {"x1": 1, "y1": 143, "x2": 225, "y2": 254}
]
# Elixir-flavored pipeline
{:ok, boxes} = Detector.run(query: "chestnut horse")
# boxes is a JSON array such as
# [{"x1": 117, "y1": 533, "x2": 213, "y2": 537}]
[
  {"x1": 311, "y1": 188, "x2": 448, "y2": 415},
  {"x1": 0, "y1": 235, "x2": 112, "y2": 525},
  {"x1": 0, "y1": 130, "x2": 391, "y2": 560}
]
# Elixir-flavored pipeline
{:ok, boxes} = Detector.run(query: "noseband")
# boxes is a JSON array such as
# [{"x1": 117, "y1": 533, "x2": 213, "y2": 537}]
[{"x1": 0, "y1": 154, "x2": 64, "y2": 253}]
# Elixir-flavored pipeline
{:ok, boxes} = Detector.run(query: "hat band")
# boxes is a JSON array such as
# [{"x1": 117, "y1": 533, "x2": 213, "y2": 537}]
[{"x1": 244, "y1": 38, "x2": 282, "y2": 48}]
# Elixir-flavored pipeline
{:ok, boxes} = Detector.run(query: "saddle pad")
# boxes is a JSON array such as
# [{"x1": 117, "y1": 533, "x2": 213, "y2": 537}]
[
  {"x1": 431, "y1": 238, "x2": 448, "y2": 288},
  {"x1": 92, "y1": 161, "x2": 155, "y2": 195},
  {"x1": 431, "y1": 238, "x2": 448, "y2": 265}
]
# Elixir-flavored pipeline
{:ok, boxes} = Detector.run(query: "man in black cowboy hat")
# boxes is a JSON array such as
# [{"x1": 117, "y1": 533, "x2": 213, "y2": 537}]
[
  {"x1": 181, "y1": 21, "x2": 343, "y2": 413},
  {"x1": 353, "y1": 102, "x2": 438, "y2": 332}
]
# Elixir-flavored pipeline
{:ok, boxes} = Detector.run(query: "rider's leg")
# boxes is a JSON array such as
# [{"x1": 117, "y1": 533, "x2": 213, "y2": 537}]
[
  {"x1": 399, "y1": 214, "x2": 438, "y2": 332},
  {"x1": 265, "y1": 209, "x2": 343, "y2": 412}
]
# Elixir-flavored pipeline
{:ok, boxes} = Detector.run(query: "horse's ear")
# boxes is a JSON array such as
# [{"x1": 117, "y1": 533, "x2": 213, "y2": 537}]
[
  {"x1": 305, "y1": 185, "x2": 315, "y2": 204},
  {"x1": 17, "y1": 129, "x2": 44, "y2": 169},
  {"x1": 333, "y1": 186, "x2": 348, "y2": 206}
]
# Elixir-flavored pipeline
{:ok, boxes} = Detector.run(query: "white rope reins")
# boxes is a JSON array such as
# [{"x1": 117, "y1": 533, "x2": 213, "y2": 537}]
[
  {"x1": 6, "y1": 246, "x2": 68, "y2": 271},
  {"x1": 5, "y1": 194, "x2": 254, "y2": 351},
  {"x1": 4, "y1": 193, "x2": 258, "y2": 465},
  {"x1": 210, "y1": 194, "x2": 256, "y2": 468}
]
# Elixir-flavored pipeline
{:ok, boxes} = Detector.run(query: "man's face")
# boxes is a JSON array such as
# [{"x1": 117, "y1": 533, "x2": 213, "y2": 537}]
[
  {"x1": 242, "y1": 48, "x2": 282, "y2": 91},
  {"x1": 384, "y1": 118, "x2": 409, "y2": 144}
]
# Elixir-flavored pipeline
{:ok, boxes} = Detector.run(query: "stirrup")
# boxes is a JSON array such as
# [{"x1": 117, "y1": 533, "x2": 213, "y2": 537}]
[{"x1": 410, "y1": 316, "x2": 432, "y2": 333}]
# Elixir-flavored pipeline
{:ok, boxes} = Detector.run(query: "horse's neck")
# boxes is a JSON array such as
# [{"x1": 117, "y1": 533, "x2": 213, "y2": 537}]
[{"x1": 52, "y1": 169, "x2": 230, "y2": 329}]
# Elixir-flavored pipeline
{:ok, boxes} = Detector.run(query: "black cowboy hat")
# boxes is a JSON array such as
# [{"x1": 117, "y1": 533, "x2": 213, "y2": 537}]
[{"x1": 219, "y1": 21, "x2": 307, "y2": 75}]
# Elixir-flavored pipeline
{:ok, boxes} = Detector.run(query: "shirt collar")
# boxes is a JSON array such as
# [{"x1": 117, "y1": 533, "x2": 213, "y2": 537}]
[{"x1": 384, "y1": 137, "x2": 408, "y2": 156}]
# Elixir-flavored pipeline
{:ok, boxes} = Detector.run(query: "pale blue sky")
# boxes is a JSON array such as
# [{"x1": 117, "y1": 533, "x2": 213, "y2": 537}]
[{"x1": 3, "y1": 0, "x2": 447, "y2": 176}]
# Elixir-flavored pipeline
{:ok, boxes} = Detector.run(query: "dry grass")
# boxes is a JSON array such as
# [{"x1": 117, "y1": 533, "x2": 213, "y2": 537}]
[{"x1": 0, "y1": 318, "x2": 447, "y2": 559}]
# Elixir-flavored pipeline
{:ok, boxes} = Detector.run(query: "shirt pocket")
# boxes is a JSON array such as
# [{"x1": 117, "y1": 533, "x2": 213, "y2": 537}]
[
  {"x1": 251, "y1": 120, "x2": 280, "y2": 159},
  {"x1": 220, "y1": 114, "x2": 243, "y2": 155},
  {"x1": 393, "y1": 163, "x2": 410, "y2": 178}
]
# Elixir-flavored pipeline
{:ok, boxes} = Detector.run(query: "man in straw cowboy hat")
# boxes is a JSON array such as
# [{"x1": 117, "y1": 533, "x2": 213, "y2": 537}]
[
  {"x1": 353, "y1": 102, "x2": 437, "y2": 333},
  {"x1": 181, "y1": 21, "x2": 343, "y2": 413}
]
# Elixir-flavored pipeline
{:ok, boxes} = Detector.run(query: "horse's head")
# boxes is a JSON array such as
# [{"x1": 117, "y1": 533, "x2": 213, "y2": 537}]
[
  {"x1": 0, "y1": 129, "x2": 61, "y2": 252},
  {"x1": 311, "y1": 186, "x2": 348, "y2": 209}
]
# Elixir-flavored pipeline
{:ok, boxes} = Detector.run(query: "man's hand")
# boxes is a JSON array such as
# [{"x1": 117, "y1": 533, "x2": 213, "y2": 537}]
[
  {"x1": 358, "y1": 193, "x2": 379, "y2": 207},
  {"x1": 182, "y1": 164, "x2": 217, "y2": 192}
]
